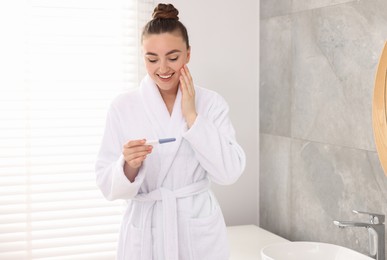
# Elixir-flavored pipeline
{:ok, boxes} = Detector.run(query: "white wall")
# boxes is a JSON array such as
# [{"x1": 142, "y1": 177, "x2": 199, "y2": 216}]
[{"x1": 165, "y1": 0, "x2": 259, "y2": 225}]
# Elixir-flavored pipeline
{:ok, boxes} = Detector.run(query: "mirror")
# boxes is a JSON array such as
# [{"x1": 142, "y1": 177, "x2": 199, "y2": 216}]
[{"x1": 372, "y1": 41, "x2": 387, "y2": 176}]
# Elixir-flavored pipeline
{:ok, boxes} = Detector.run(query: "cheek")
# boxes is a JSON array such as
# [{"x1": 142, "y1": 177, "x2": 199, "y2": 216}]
[
  {"x1": 145, "y1": 63, "x2": 156, "y2": 73},
  {"x1": 172, "y1": 60, "x2": 185, "y2": 72},
  {"x1": 144, "y1": 61, "x2": 151, "y2": 68}
]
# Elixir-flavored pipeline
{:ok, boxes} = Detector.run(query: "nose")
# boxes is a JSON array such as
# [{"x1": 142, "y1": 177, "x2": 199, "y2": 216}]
[{"x1": 159, "y1": 60, "x2": 169, "y2": 73}]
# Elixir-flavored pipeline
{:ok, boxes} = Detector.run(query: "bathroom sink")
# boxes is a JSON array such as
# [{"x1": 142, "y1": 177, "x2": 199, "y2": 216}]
[{"x1": 261, "y1": 242, "x2": 374, "y2": 260}]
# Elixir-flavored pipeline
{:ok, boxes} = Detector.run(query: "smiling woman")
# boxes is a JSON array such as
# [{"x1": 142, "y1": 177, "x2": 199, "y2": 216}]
[
  {"x1": 142, "y1": 33, "x2": 191, "y2": 116},
  {"x1": 95, "y1": 3, "x2": 246, "y2": 260},
  {"x1": 141, "y1": 6, "x2": 191, "y2": 118}
]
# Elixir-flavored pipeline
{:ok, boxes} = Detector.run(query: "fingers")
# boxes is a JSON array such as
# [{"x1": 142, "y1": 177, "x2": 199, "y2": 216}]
[
  {"x1": 180, "y1": 65, "x2": 194, "y2": 96},
  {"x1": 122, "y1": 139, "x2": 153, "y2": 168},
  {"x1": 179, "y1": 64, "x2": 197, "y2": 127},
  {"x1": 124, "y1": 139, "x2": 145, "y2": 148},
  {"x1": 125, "y1": 149, "x2": 151, "y2": 161},
  {"x1": 179, "y1": 69, "x2": 187, "y2": 94},
  {"x1": 123, "y1": 139, "x2": 152, "y2": 155},
  {"x1": 182, "y1": 64, "x2": 193, "y2": 83}
]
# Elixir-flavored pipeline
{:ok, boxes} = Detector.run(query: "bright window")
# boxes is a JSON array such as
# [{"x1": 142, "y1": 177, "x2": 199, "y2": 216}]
[{"x1": 0, "y1": 1, "x2": 153, "y2": 259}]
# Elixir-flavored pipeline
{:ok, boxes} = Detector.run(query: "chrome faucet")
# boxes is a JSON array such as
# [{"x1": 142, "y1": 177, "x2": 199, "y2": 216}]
[{"x1": 334, "y1": 210, "x2": 385, "y2": 260}]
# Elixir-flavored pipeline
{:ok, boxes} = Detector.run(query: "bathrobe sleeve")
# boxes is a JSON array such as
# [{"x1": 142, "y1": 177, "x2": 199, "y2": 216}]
[
  {"x1": 95, "y1": 103, "x2": 145, "y2": 201},
  {"x1": 182, "y1": 92, "x2": 246, "y2": 185}
]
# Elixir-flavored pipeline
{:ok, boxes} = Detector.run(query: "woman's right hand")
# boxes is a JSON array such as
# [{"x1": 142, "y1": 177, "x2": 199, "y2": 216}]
[{"x1": 122, "y1": 139, "x2": 153, "y2": 182}]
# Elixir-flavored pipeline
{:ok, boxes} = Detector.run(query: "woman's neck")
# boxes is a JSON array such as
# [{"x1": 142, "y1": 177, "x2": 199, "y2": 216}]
[{"x1": 158, "y1": 86, "x2": 178, "y2": 115}]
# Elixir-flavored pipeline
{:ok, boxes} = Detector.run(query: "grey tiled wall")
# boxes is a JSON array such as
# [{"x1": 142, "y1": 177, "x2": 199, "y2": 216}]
[{"x1": 260, "y1": 0, "x2": 387, "y2": 256}]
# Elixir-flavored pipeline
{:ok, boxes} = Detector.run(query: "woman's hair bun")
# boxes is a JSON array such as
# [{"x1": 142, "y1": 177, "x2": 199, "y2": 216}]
[{"x1": 152, "y1": 3, "x2": 179, "y2": 20}]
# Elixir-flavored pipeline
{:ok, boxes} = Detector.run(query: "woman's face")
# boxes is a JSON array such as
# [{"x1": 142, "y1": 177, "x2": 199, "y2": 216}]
[{"x1": 142, "y1": 32, "x2": 190, "y2": 93}]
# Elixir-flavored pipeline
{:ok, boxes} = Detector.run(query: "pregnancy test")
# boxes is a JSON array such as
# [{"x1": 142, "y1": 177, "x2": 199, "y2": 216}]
[{"x1": 145, "y1": 138, "x2": 176, "y2": 145}]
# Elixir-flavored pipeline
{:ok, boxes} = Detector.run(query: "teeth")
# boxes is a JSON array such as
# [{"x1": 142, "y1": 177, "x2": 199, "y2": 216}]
[{"x1": 159, "y1": 74, "x2": 173, "y2": 79}]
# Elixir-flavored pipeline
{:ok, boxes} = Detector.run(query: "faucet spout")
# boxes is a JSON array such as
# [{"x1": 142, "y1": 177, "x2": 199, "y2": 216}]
[
  {"x1": 333, "y1": 211, "x2": 385, "y2": 260},
  {"x1": 334, "y1": 220, "x2": 373, "y2": 228}
]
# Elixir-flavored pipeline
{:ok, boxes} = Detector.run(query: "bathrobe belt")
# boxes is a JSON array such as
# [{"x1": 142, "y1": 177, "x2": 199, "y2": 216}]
[{"x1": 132, "y1": 178, "x2": 211, "y2": 260}]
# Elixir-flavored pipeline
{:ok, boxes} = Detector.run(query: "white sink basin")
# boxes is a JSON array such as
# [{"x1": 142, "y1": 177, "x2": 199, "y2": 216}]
[{"x1": 261, "y1": 242, "x2": 373, "y2": 260}]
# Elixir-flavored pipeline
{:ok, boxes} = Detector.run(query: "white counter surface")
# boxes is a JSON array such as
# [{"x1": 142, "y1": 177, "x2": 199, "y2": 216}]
[{"x1": 227, "y1": 225, "x2": 289, "y2": 260}]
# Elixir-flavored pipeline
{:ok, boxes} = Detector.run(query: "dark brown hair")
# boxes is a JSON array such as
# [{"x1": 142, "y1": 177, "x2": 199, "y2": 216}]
[{"x1": 142, "y1": 3, "x2": 190, "y2": 49}]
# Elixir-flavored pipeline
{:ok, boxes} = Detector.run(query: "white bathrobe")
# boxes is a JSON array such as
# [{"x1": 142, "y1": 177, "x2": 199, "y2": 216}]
[{"x1": 95, "y1": 75, "x2": 246, "y2": 260}]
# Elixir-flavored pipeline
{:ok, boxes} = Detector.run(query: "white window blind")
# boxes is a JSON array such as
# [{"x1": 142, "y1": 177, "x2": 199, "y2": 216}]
[{"x1": 0, "y1": 1, "x2": 153, "y2": 259}]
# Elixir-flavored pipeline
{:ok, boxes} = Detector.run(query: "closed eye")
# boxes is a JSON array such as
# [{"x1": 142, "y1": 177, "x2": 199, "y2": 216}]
[{"x1": 148, "y1": 59, "x2": 158, "y2": 63}]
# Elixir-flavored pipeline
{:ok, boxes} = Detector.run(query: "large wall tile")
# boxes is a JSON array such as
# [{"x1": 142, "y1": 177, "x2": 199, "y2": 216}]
[
  {"x1": 315, "y1": 2, "x2": 387, "y2": 146},
  {"x1": 367, "y1": 151, "x2": 387, "y2": 203},
  {"x1": 260, "y1": 16, "x2": 292, "y2": 137},
  {"x1": 290, "y1": 140, "x2": 387, "y2": 254},
  {"x1": 260, "y1": 0, "x2": 387, "y2": 257},
  {"x1": 260, "y1": 134, "x2": 291, "y2": 239},
  {"x1": 260, "y1": 0, "x2": 291, "y2": 19},
  {"x1": 291, "y1": 7, "x2": 377, "y2": 151},
  {"x1": 292, "y1": 0, "x2": 355, "y2": 13}
]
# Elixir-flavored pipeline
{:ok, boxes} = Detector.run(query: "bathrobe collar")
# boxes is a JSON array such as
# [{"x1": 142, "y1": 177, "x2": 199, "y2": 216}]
[{"x1": 140, "y1": 74, "x2": 186, "y2": 186}]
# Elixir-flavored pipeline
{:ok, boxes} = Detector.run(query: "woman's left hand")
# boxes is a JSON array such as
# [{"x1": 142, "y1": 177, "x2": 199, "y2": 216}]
[{"x1": 180, "y1": 65, "x2": 197, "y2": 128}]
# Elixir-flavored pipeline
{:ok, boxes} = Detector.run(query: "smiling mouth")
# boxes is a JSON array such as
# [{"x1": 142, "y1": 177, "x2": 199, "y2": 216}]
[{"x1": 157, "y1": 73, "x2": 174, "y2": 79}]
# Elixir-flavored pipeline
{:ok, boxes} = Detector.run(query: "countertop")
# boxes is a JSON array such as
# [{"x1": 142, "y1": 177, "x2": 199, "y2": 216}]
[{"x1": 227, "y1": 225, "x2": 289, "y2": 260}]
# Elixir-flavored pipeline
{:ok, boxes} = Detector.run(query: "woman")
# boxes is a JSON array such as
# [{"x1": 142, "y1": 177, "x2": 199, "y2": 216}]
[{"x1": 95, "y1": 3, "x2": 246, "y2": 260}]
